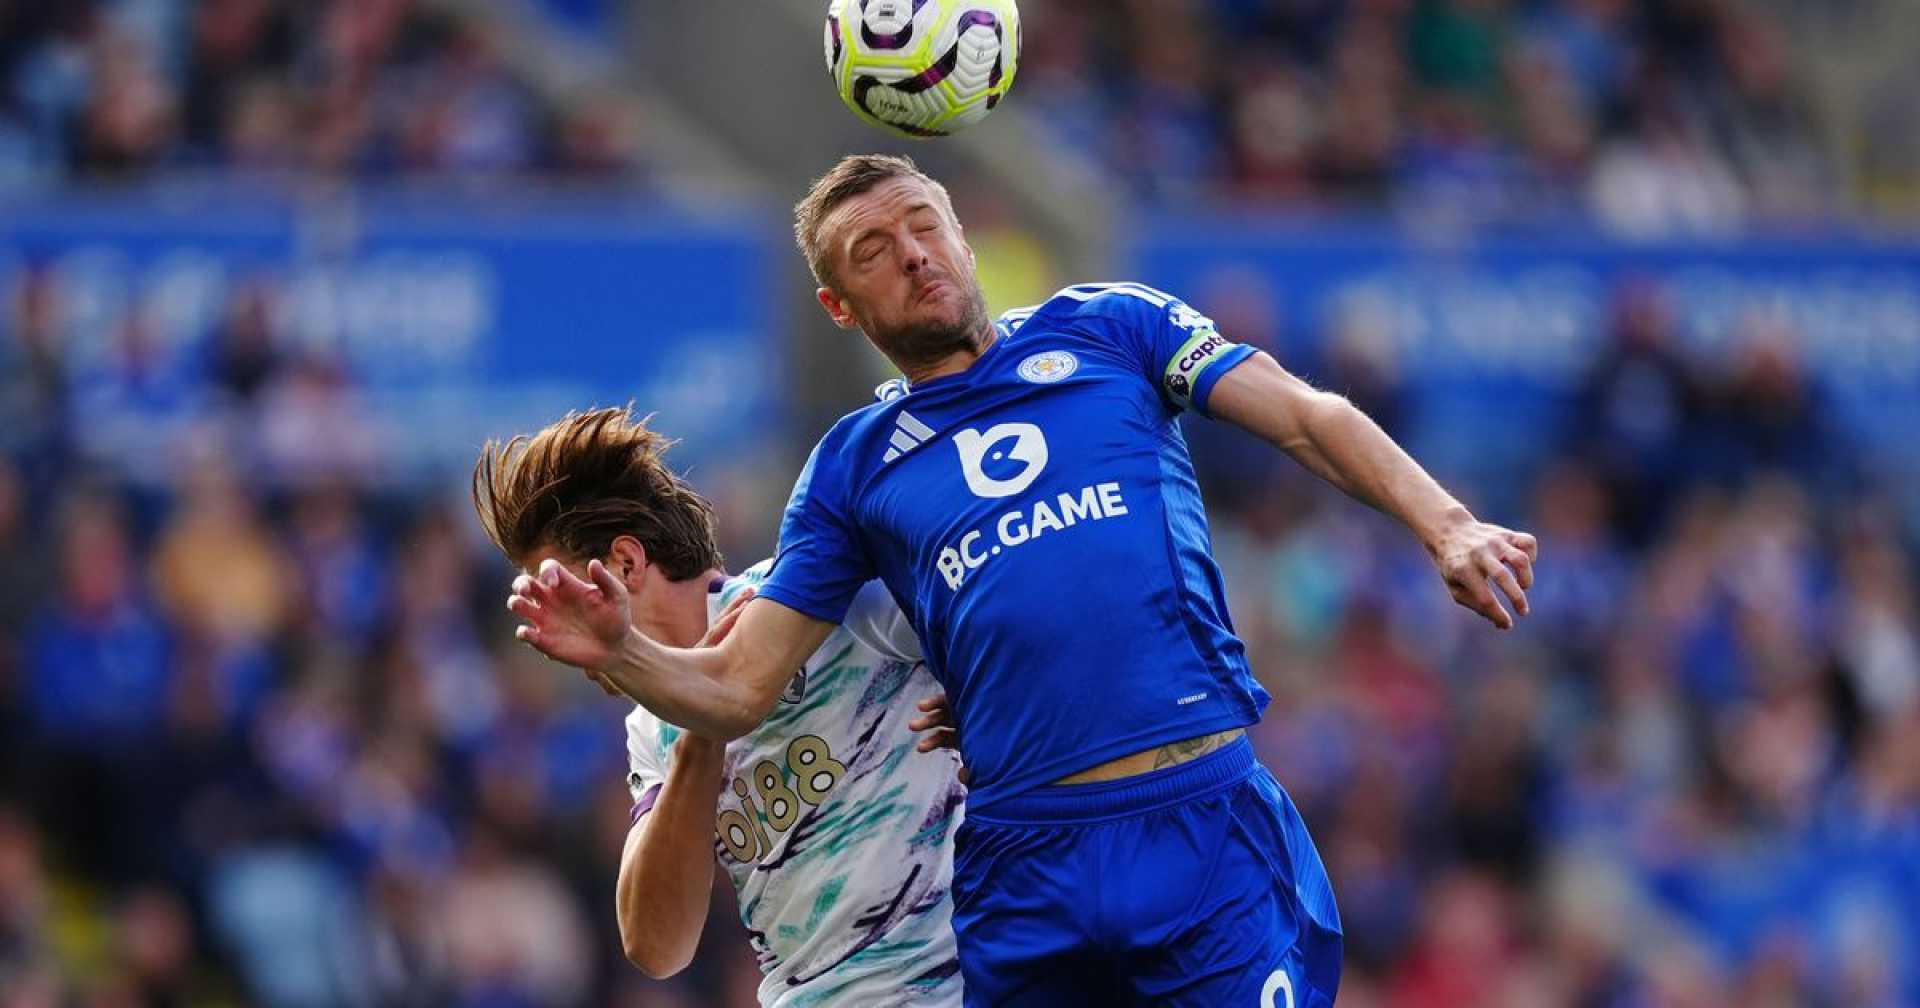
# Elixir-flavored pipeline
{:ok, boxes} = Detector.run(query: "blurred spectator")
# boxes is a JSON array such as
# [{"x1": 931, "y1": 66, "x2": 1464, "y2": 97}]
[
  {"x1": 0, "y1": 264, "x2": 73, "y2": 495},
  {"x1": 204, "y1": 279, "x2": 284, "y2": 409},
  {"x1": 1700, "y1": 314, "x2": 1837, "y2": 491},
  {"x1": 0, "y1": 808, "x2": 57, "y2": 1002},
  {"x1": 69, "y1": 309, "x2": 207, "y2": 489},
  {"x1": 285, "y1": 483, "x2": 387, "y2": 650},
  {"x1": 1520, "y1": 0, "x2": 1630, "y2": 116},
  {"x1": 1444, "y1": 664, "x2": 1549, "y2": 882},
  {"x1": 1569, "y1": 282, "x2": 1703, "y2": 545},
  {"x1": 1834, "y1": 515, "x2": 1920, "y2": 724},
  {"x1": 25, "y1": 494, "x2": 174, "y2": 883},
  {"x1": 395, "y1": 18, "x2": 539, "y2": 178},
  {"x1": 0, "y1": 457, "x2": 48, "y2": 660},
  {"x1": 111, "y1": 886, "x2": 206, "y2": 1007},
  {"x1": 1108, "y1": 0, "x2": 1223, "y2": 203},
  {"x1": 256, "y1": 356, "x2": 383, "y2": 488},
  {"x1": 1407, "y1": 0, "x2": 1509, "y2": 100},
  {"x1": 1588, "y1": 108, "x2": 1748, "y2": 237},
  {"x1": 1227, "y1": 63, "x2": 1318, "y2": 204},
  {"x1": 550, "y1": 92, "x2": 643, "y2": 180},
  {"x1": 207, "y1": 846, "x2": 370, "y2": 1008},
  {"x1": 27, "y1": 495, "x2": 172, "y2": 748},
  {"x1": 151, "y1": 456, "x2": 288, "y2": 729},
  {"x1": 76, "y1": 31, "x2": 178, "y2": 180},
  {"x1": 1522, "y1": 462, "x2": 1629, "y2": 673},
  {"x1": 441, "y1": 826, "x2": 593, "y2": 1007}
]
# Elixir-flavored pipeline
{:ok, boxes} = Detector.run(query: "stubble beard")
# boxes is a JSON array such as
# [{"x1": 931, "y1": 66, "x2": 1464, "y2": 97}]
[{"x1": 868, "y1": 280, "x2": 991, "y2": 374}]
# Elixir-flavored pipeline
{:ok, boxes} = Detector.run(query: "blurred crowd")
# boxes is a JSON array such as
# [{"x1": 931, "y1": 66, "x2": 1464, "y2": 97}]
[
  {"x1": 0, "y1": 0, "x2": 644, "y2": 191},
  {"x1": 0, "y1": 251, "x2": 769, "y2": 1006},
  {"x1": 1022, "y1": 0, "x2": 1840, "y2": 231},
  {"x1": 3, "y1": 0, "x2": 1918, "y2": 1007},
  {"x1": 2, "y1": 236, "x2": 1916, "y2": 1007},
  {"x1": 6, "y1": 0, "x2": 1911, "y2": 233},
  {"x1": 1194, "y1": 281, "x2": 1920, "y2": 1005}
]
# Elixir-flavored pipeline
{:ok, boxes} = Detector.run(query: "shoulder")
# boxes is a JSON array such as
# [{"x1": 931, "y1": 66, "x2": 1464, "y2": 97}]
[
  {"x1": 1002, "y1": 282, "x2": 1198, "y2": 337},
  {"x1": 723, "y1": 560, "x2": 775, "y2": 600},
  {"x1": 809, "y1": 398, "x2": 903, "y2": 463},
  {"x1": 624, "y1": 703, "x2": 666, "y2": 749},
  {"x1": 787, "y1": 407, "x2": 886, "y2": 508}
]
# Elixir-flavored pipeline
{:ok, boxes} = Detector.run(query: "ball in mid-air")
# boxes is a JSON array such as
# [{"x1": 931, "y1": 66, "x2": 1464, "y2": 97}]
[{"x1": 824, "y1": 0, "x2": 1020, "y2": 138}]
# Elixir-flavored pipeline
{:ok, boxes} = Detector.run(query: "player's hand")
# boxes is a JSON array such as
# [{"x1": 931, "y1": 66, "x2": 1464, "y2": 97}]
[
  {"x1": 509, "y1": 558, "x2": 633, "y2": 684},
  {"x1": 1428, "y1": 518, "x2": 1537, "y2": 631},
  {"x1": 909, "y1": 692, "x2": 971, "y2": 786}
]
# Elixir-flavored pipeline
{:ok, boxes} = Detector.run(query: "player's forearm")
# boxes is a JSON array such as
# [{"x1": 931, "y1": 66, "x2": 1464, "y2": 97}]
[
  {"x1": 617, "y1": 736, "x2": 725, "y2": 978},
  {"x1": 1292, "y1": 391, "x2": 1474, "y2": 549},
  {"x1": 597, "y1": 630, "x2": 771, "y2": 741},
  {"x1": 594, "y1": 602, "x2": 837, "y2": 740}
]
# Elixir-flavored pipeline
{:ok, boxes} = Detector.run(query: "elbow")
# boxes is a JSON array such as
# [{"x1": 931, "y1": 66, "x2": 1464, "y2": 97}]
[
  {"x1": 708, "y1": 679, "x2": 778, "y2": 741},
  {"x1": 713, "y1": 700, "x2": 769, "y2": 742},
  {"x1": 622, "y1": 934, "x2": 693, "y2": 980}
]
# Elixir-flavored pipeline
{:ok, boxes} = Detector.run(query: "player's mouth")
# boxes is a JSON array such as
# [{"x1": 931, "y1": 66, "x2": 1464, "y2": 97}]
[{"x1": 914, "y1": 279, "x2": 950, "y2": 306}]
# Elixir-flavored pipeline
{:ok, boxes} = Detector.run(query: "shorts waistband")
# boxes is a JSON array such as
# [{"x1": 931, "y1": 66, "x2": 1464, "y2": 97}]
[{"x1": 968, "y1": 736, "x2": 1257, "y2": 826}]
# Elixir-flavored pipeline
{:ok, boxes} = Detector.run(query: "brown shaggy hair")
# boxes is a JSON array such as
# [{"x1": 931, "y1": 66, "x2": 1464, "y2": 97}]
[
  {"x1": 793, "y1": 153, "x2": 958, "y2": 286},
  {"x1": 471, "y1": 406, "x2": 723, "y2": 580}
]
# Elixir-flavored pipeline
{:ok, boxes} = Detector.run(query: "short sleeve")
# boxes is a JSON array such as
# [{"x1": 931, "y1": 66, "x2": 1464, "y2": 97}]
[
  {"x1": 1090, "y1": 283, "x2": 1258, "y2": 417},
  {"x1": 757, "y1": 441, "x2": 875, "y2": 626},
  {"x1": 624, "y1": 706, "x2": 672, "y2": 819},
  {"x1": 839, "y1": 580, "x2": 922, "y2": 663}
]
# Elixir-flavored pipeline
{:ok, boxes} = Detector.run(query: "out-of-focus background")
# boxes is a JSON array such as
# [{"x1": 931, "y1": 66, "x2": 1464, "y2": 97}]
[{"x1": 1, "y1": 0, "x2": 1917, "y2": 1005}]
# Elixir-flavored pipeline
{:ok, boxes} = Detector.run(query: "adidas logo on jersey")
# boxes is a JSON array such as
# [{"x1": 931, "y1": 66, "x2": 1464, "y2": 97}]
[{"x1": 883, "y1": 409, "x2": 937, "y2": 463}]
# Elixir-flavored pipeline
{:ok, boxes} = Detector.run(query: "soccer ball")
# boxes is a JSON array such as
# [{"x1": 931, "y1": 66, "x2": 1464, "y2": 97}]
[{"x1": 824, "y1": 0, "x2": 1020, "y2": 138}]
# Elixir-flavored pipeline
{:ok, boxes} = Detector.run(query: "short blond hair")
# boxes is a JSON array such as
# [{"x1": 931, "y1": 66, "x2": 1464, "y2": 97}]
[
  {"x1": 793, "y1": 154, "x2": 958, "y2": 286},
  {"x1": 471, "y1": 406, "x2": 723, "y2": 579}
]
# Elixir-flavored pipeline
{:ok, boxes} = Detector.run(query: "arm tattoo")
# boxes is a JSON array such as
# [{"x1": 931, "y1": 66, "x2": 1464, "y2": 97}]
[{"x1": 1150, "y1": 730, "x2": 1237, "y2": 770}]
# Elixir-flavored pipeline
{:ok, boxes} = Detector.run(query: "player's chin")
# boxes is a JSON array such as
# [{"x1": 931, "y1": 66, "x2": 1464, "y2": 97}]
[{"x1": 909, "y1": 292, "x2": 967, "y2": 328}]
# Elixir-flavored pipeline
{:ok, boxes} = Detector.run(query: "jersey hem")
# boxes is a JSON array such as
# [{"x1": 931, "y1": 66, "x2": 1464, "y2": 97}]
[
  {"x1": 962, "y1": 709, "x2": 1259, "y2": 814},
  {"x1": 965, "y1": 735, "x2": 1257, "y2": 825}
]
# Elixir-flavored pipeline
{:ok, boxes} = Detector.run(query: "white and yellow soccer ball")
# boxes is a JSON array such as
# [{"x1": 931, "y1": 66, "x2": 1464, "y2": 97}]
[{"x1": 824, "y1": 0, "x2": 1020, "y2": 138}]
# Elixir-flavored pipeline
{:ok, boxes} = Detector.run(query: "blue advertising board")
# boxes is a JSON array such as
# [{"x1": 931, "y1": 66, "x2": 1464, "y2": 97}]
[
  {"x1": 1, "y1": 193, "x2": 782, "y2": 483},
  {"x1": 1132, "y1": 218, "x2": 1920, "y2": 507}
]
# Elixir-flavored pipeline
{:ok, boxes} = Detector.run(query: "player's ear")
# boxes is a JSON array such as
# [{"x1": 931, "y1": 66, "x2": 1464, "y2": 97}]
[
  {"x1": 607, "y1": 536, "x2": 649, "y2": 589},
  {"x1": 818, "y1": 287, "x2": 857, "y2": 330}
]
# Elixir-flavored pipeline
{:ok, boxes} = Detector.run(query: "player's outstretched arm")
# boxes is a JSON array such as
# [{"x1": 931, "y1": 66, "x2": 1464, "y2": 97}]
[
  {"x1": 618, "y1": 732, "x2": 724, "y2": 977},
  {"x1": 1207, "y1": 351, "x2": 1538, "y2": 630},
  {"x1": 615, "y1": 590, "x2": 752, "y2": 978},
  {"x1": 509, "y1": 559, "x2": 835, "y2": 738}
]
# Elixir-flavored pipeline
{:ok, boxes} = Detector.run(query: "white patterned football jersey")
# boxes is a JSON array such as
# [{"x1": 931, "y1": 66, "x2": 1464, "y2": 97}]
[{"x1": 626, "y1": 561, "x2": 965, "y2": 1007}]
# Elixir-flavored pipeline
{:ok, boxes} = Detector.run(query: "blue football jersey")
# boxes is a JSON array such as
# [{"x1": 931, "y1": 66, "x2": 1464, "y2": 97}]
[{"x1": 758, "y1": 283, "x2": 1270, "y2": 811}]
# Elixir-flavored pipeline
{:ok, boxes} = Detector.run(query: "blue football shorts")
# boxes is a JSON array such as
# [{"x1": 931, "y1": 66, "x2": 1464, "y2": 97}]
[{"x1": 949, "y1": 736, "x2": 1342, "y2": 1007}]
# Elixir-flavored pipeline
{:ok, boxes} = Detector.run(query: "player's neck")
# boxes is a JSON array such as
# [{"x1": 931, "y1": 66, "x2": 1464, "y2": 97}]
[
  {"x1": 903, "y1": 322, "x2": 999, "y2": 386},
  {"x1": 633, "y1": 567, "x2": 728, "y2": 649}
]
